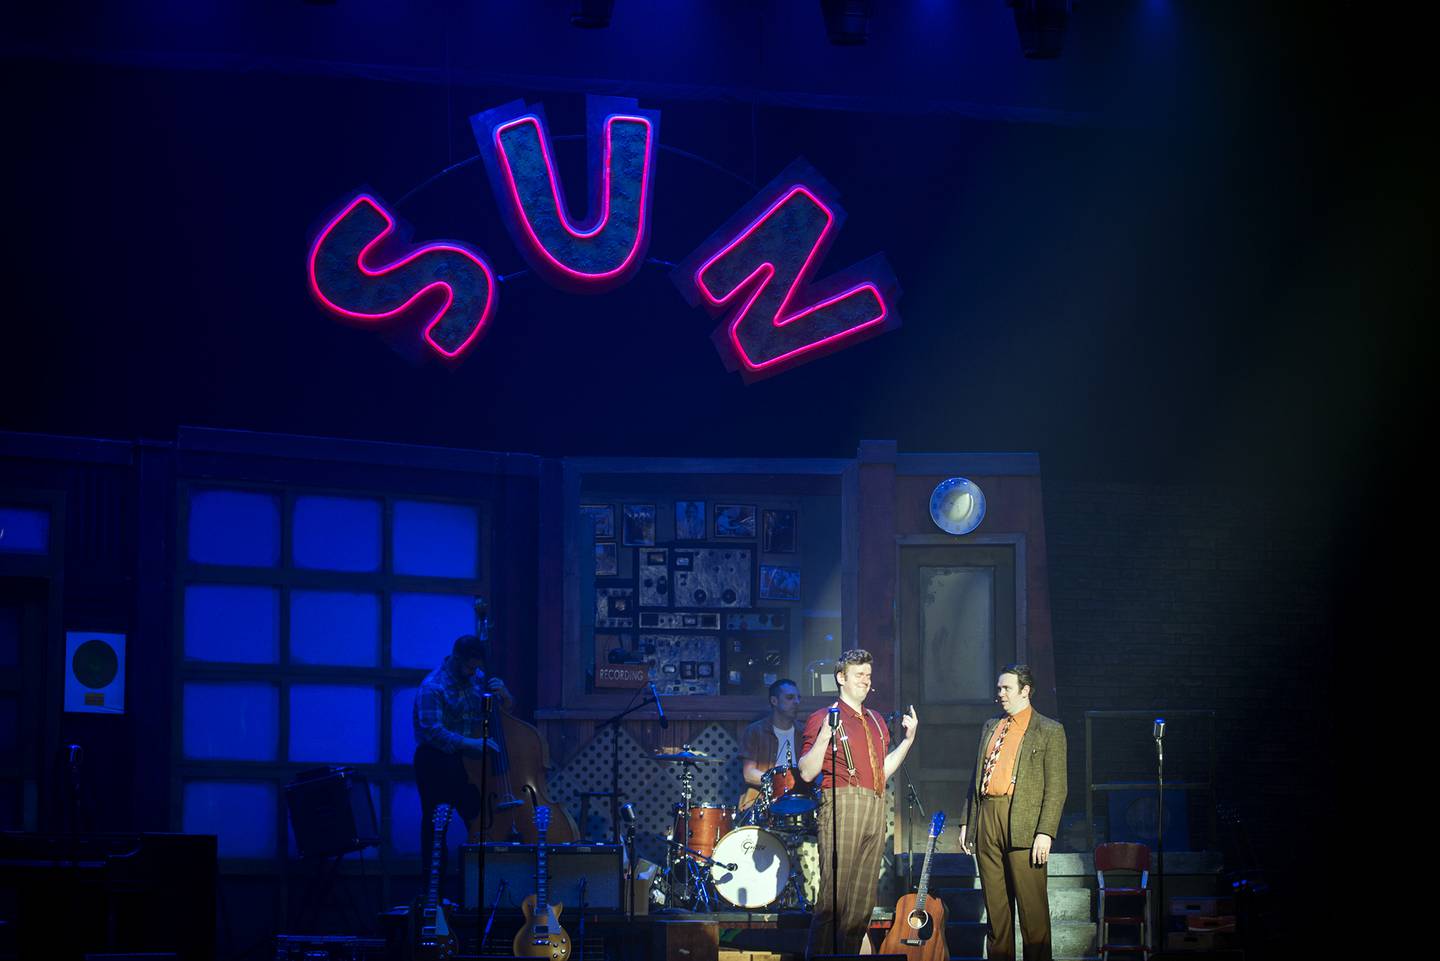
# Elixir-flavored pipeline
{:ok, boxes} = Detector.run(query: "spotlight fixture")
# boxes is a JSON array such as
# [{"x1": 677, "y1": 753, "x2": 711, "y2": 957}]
[
  {"x1": 571, "y1": 0, "x2": 614, "y2": 28},
  {"x1": 1007, "y1": 0, "x2": 1071, "y2": 59},
  {"x1": 820, "y1": 0, "x2": 873, "y2": 46}
]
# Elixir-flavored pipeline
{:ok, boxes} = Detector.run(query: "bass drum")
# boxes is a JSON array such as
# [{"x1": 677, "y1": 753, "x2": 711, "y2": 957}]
[{"x1": 708, "y1": 827, "x2": 791, "y2": 909}]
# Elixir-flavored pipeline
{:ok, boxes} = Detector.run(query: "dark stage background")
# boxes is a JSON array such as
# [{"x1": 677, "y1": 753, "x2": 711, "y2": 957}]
[{"x1": 1, "y1": 1, "x2": 1421, "y2": 956}]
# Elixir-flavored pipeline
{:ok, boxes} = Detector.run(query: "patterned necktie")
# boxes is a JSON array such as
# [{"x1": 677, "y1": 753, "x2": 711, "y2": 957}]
[{"x1": 981, "y1": 716, "x2": 1014, "y2": 795}]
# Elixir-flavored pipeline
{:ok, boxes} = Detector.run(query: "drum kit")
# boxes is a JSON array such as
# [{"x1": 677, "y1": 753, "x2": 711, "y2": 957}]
[{"x1": 649, "y1": 747, "x2": 819, "y2": 912}]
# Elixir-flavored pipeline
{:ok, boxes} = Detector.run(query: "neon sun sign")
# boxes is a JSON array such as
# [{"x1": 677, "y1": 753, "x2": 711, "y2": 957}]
[{"x1": 308, "y1": 96, "x2": 900, "y2": 382}]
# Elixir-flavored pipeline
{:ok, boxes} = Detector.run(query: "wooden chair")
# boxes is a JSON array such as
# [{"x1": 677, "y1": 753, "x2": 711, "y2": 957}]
[{"x1": 1095, "y1": 841, "x2": 1151, "y2": 959}]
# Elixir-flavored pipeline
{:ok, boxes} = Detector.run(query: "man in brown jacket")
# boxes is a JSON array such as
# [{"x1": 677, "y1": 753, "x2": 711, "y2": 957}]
[{"x1": 957, "y1": 664, "x2": 1068, "y2": 961}]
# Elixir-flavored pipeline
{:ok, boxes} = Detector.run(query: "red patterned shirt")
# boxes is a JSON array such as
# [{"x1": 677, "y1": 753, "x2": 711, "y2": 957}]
[{"x1": 800, "y1": 701, "x2": 891, "y2": 795}]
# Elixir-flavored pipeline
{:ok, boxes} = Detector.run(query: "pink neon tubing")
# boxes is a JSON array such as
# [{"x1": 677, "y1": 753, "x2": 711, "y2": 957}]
[
  {"x1": 307, "y1": 194, "x2": 497, "y2": 358},
  {"x1": 695, "y1": 185, "x2": 887, "y2": 372},
  {"x1": 492, "y1": 113, "x2": 654, "y2": 283}
]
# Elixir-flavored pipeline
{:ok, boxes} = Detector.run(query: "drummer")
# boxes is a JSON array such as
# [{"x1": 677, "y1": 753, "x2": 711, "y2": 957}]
[{"x1": 738, "y1": 677, "x2": 803, "y2": 814}]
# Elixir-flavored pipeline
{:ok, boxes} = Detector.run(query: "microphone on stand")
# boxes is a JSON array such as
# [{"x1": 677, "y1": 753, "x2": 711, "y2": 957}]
[
  {"x1": 650, "y1": 682, "x2": 668, "y2": 729},
  {"x1": 827, "y1": 706, "x2": 841, "y2": 731}
]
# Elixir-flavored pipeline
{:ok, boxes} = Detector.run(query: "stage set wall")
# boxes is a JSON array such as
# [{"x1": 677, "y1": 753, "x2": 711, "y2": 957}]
[{"x1": 2, "y1": 427, "x2": 1337, "y2": 951}]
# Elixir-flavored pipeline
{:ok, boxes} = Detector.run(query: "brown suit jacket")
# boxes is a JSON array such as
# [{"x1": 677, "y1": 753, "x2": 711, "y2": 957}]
[{"x1": 958, "y1": 709, "x2": 1068, "y2": 849}]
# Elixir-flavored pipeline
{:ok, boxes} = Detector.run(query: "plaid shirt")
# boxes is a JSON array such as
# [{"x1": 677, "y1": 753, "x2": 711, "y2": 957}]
[{"x1": 413, "y1": 656, "x2": 487, "y2": 753}]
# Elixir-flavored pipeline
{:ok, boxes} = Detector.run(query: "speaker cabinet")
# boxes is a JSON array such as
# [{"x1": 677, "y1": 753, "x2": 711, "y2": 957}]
[{"x1": 284, "y1": 767, "x2": 379, "y2": 858}]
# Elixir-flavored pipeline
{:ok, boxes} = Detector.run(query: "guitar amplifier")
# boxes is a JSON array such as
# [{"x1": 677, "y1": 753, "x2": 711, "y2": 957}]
[
  {"x1": 462, "y1": 842, "x2": 623, "y2": 911},
  {"x1": 284, "y1": 766, "x2": 379, "y2": 858}
]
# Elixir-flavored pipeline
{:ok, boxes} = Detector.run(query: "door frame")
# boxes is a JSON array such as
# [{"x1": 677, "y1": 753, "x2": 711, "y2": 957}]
[{"x1": 890, "y1": 532, "x2": 1028, "y2": 856}]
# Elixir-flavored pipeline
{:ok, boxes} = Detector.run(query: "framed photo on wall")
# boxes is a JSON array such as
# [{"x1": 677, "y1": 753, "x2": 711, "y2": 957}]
[
  {"x1": 595, "y1": 542, "x2": 618, "y2": 576},
  {"x1": 713, "y1": 503, "x2": 756, "y2": 539},
  {"x1": 759, "y1": 564, "x2": 801, "y2": 601},
  {"x1": 762, "y1": 509, "x2": 797, "y2": 553},
  {"x1": 580, "y1": 503, "x2": 615, "y2": 539},
  {"x1": 675, "y1": 500, "x2": 706, "y2": 540},
  {"x1": 622, "y1": 503, "x2": 656, "y2": 546}
]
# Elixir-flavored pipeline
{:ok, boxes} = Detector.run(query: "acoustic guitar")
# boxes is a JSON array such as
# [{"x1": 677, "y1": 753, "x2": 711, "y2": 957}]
[
  {"x1": 512, "y1": 805, "x2": 572, "y2": 960},
  {"x1": 411, "y1": 802, "x2": 458, "y2": 960},
  {"x1": 878, "y1": 810, "x2": 949, "y2": 961}
]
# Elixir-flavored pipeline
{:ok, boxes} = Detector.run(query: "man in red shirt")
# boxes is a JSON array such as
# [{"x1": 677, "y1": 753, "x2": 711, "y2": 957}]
[{"x1": 798, "y1": 649, "x2": 918, "y2": 956}]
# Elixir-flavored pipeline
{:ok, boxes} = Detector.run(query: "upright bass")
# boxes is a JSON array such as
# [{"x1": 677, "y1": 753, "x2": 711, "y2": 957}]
[{"x1": 464, "y1": 598, "x2": 577, "y2": 843}]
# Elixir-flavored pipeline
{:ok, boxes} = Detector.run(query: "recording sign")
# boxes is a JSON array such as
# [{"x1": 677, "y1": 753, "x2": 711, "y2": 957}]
[
  {"x1": 309, "y1": 95, "x2": 901, "y2": 382},
  {"x1": 64, "y1": 631, "x2": 126, "y2": 714}
]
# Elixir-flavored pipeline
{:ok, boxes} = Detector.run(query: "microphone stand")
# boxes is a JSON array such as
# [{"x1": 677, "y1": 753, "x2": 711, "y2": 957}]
[
  {"x1": 904, "y1": 780, "x2": 926, "y2": 895},
  {"x1": 1154, "y1": 719, "x2": 1166, "y2": 954},
  {"x1": 829, "y1": 712, "x2": 841, "y2": 956},
  {"x1": 600, "y1": 686, "x2": 655, "y2": 912},
  {"x1": 479, "y1": 692, "x2": 492, "y2": 908}
]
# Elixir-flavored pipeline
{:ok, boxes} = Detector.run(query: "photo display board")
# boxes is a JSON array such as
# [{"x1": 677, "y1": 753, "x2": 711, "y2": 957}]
[{"x1": 579, "y1": 490, "x2": 834, "y2": 699}]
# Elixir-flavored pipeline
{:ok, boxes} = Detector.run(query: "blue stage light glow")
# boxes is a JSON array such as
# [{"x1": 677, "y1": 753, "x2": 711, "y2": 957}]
[
  {"x1": 188, "y1": 490, "x2": 280, "y2": 567},
  {"x1": 290, "y1": 590, "x2": 380, "y2": 666},
  {"x1": 183, "y1": 681, "x2": 278, "y2": 760},
  {"x1": 390, "y1": 592, "x2": 476, "y2": 669},
  {"x1": 183, "y1": 780, "x2": 277, "y2": 858},
  {"x1": 184, "y1": 585, "x2": 279, "y2": 663},
  {"x1": 288, "y1": 684, "x2": 379, "y2": 763},
  {"x1": 393, "y1": 500, "x2": 479, "y2": 579},
  {"x1": 293, "y1": 495, "x2": 382, "y2": 572}
]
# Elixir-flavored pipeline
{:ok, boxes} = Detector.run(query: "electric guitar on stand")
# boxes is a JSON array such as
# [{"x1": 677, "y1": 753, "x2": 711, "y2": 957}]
[
  {"x1": 879, "y1": 811, "x2": 949, "y2": 961},
  {"x1": 411, "y1": 803, "x2": 458, "y2": 960},
  {"x1": 512, "y1": 805, "x2": 572, "y2": 960}
]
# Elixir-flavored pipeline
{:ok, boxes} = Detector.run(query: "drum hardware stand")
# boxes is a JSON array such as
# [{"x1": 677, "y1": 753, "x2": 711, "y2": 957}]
[
  {"x1": 903, "y1": 779, "x2": 926, "y2": 895},
  {"x1": 654, "y1": 833, "x2": 733, "y2": 912},
  {"x1": 663, "y1": 756, "x2": 723, "y2": 911}
]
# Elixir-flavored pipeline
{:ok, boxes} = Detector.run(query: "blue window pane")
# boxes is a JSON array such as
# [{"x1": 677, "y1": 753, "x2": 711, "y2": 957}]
[
  {"x1": 293, "y1": 496, "x2": 382, "y2": 572},
  {"x1": 0, "y1": 506, "x2": 50, "y2": 554},
  {"x1": 183, "y1": 682, "x2": 278, "y2": 760},
  {"x1": 390, "y1": 781, "x2": 463, "y2": 860},
  {"x1": 393, "y1": 501, "x2": 478, "y2": 579},
  {"x1": 391, "y1": 593, "x2": 474, "y2": 669},
  {"x1": 188, "y1": 490, "x2": 279, "y2": 567},
  {"x1": 290, "y1": 591, "x2": 379, "y2": 666},
  {"x1": 183, "y1": 781, "x2": 276, "y2": 859},
  {"x1": 184, "y1": 585, "x2": 279, "y2": 663},
  {"x1": 288, "y1": 684, "x2": 379, "y2": 764},
  {"x1": 391, "y1": 687, "x2": 418, "y2": 763}
]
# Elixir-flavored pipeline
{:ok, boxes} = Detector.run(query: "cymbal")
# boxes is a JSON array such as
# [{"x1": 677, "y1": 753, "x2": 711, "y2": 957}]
[{"x1": 651, "y1": 750, "x2": 721, "y2": 764}]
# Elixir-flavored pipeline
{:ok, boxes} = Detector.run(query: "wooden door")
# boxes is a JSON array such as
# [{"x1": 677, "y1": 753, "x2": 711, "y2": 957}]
[{"x1": 895, "y1": 544, "x2": 1017, "y2": 860}]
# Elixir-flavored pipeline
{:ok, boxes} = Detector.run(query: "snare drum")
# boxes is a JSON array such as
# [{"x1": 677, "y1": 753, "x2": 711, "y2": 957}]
[
  {"x1": 709, "y1": 826, "x2": 791, "y2": 909},
  {"x1": 762, "y1": 765, "x2": 818, "y2": 816},
  {"x1": 674, "y1": 804, "x2": 732, "y2": 859}
]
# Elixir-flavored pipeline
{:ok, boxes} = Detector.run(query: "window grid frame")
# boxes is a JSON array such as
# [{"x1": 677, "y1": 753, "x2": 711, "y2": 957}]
[{"x1": 172, "y1": 479, "x2": 492, "y2": 869}]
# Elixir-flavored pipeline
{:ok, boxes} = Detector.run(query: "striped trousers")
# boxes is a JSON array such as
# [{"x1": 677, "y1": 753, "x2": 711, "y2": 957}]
[{"x1": 807, "y1": 786, "x2": 887, "y2": 958}]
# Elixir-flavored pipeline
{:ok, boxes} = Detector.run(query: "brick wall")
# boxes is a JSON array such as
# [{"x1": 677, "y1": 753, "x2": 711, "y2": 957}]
[{"x1": 1044, "y1": 480, "x2": 1338, "y2": 871}]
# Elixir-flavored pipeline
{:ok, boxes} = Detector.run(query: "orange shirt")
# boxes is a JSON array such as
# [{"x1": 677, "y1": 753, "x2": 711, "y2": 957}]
[{"x1": 981, "y1": 706, "x2": 1032, "y2": 797}]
